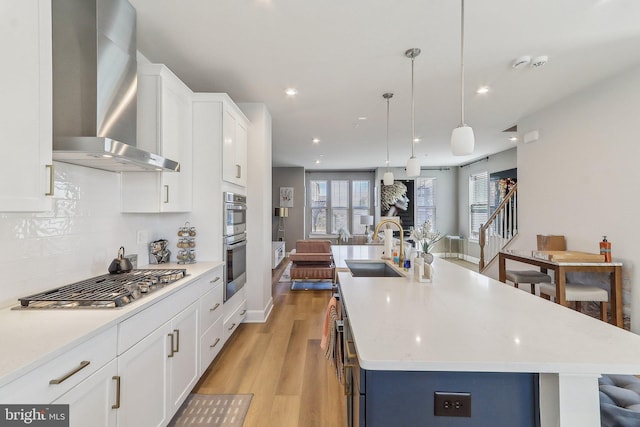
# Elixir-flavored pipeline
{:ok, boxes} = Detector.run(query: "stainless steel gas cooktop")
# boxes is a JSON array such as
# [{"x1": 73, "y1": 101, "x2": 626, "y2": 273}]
[{"x1": 16, "y1": 269, "x2": 187, "y2": 309}]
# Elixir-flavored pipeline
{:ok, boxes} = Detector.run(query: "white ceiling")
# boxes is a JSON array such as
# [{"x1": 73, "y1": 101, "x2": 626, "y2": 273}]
[{"x1": 129, "y1": 0, "x2": 640, "y2": 169}]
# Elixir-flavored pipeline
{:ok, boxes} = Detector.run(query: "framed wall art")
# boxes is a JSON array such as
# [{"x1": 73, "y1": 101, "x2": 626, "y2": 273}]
[{"x1": 279, "y1": 187, "x2": 294, "y2": 208}]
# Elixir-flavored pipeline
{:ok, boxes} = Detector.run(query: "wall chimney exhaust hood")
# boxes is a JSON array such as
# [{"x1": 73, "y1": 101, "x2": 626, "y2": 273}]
[{"x1": 51, "y1": 0, "x2": 180, "y2": 172}]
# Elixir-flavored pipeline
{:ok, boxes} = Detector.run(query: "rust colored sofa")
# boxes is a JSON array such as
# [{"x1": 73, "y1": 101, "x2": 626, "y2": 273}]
[{"x1": 289, "y1": 240, "x2": 335, "y2": 282}]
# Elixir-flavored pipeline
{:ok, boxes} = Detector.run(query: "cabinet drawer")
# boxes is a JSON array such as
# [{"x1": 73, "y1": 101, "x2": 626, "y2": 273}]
[
  {"x1": 199, "y1": 317, "x2": 224, "y2": 375},
  {"x1": 118, "y1": 279, "x2": 200, "y2": 354},
  {"x1": 0, "y1": 326, "x2": 117, "y2": 404},
  {"x1": 223, "y1": 299, "x2": 247, "y2": 343},
  {"x1": 199, "y1": 281, "x2": 223, "y2": 334}
]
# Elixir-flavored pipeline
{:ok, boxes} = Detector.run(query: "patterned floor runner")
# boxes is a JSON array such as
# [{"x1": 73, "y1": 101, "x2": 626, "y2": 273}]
[{"x1": 167, "y1": 394, "x2": 253, "y2": 427}]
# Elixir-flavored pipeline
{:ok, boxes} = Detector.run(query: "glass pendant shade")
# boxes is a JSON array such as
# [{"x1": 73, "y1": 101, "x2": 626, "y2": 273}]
[
  {"x1": 383, "y1": 171, "x2": 394, "y2": 185},
  {"x1": 451, "y1": 125, "x2": 475, "y2": 156},
  {"x1": 406, "y1": 156, "x2": 420, "y2": 177}
]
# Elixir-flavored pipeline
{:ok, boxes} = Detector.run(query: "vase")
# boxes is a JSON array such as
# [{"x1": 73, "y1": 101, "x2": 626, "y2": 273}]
[{"x1": 421, "y1": 252, "x2": 434, "y2": 264}]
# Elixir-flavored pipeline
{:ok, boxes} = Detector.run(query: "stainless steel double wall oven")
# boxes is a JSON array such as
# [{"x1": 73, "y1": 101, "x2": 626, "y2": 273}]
[{"x1": 223, "y1": 192, "x2": 247, "y2": 302}]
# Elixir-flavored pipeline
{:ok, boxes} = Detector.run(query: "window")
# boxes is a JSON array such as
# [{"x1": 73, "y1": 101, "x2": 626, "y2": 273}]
[
  {"x1": 310, "y1": 180, "x2": 327, "y2": 233},
  {"x1": 469, "y1": 171, "x2": 489, "y2": 241},
  {"x1": 307, "y1": 172, "x2": 373, "y2": 235},
  {"x1": 414, "y1": 177, "x2": 436, "y2": 229},
  {"x1": 352, "y1": 180, "x2": 371, "y2": 234}
]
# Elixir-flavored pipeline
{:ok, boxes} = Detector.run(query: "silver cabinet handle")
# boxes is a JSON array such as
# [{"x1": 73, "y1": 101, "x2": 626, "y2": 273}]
[
  {"x1": 174, "y1": 329, "x2": 180, "y2": 353},
  {"x1": 49, "y1": 360, "x2": 90, "y2": 384},
  {"x1": 209, "y1": 303, "x2": 220, "y2": 312},
  {"x1": 45, "y1": 164, "x2": 54, "y2": 196},
  {"x1": 164, "y1": 185, "x2": 169, "y2": 203},
  {"x1": 235, "y1": 164, "x2": 241, "y2": 179},
  {"x1": 228, "y1": 323, "x2": 236, "y2": 331},
  {"x1": 111, "y1": 376, "x2": 121, "y2": 409},
  {"x1": 209, "y1": 338, "x2": 221, "y2": 349},
  {"x1": 210, "y1": 276, "x2": 220, "y2": 284},
  {"x1": 240, "y1": 310, "x2": 247, "y2": 316},
  {"x1": 168, "y1": 332, "x2": 175, "y2": 357}
]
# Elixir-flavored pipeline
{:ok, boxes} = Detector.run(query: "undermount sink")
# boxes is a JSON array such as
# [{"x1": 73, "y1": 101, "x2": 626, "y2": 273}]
[{"x1": 345, "y1": 260, "x2": 404, "y2": 277}]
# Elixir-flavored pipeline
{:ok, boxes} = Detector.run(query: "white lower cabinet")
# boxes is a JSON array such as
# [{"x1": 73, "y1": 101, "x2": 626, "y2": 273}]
[
  {"x1": 167, "y1": 302, "x2": 199, "y2": 415},
  {"x1": 0, "y1": 266, "x2": 241, "y2": 427},
  {"x1": 53, "y1": 359, "x2": 118, "y2": 427},
  {"x1": 199, "y1": 317, "x2": 224, "y2": 375},
  {"x1": 198, "y1": 271, "x2": 224, "y2": 374},
  {"x1": 117, "y1": 300, "x2": 199, "y2": 427},
  {"x1": 117, "y1": 321, "x2": 171, "y2": 427},
  {"x1": 223, "y1": 296, "x2": 247, "y2": 343}
]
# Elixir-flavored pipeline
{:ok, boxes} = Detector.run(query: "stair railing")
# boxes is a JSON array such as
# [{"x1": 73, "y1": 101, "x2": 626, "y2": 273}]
[{"x1": 479, "y1": 184, "x2": 518, "y2": 271}]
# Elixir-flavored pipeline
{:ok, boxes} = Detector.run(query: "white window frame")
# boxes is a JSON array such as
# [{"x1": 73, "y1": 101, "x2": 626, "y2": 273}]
[
  {"x1": 306, "y1": 171, "x2": 374, "y2": 236},
  {"x1": 414, "y1": 177, "x2": 437, "y2": 230},
  {"x1": 469, "y1": 171, "x2": 489, "y2": 242}
]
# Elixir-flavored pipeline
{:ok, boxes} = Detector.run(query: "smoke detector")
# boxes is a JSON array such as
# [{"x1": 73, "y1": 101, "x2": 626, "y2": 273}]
[
  {"x1": 531, "y1": 55, "x2": 548, "y2": 68},
  {"x1": 512, "y1": 56, "x2": 531, "y2": 69}
]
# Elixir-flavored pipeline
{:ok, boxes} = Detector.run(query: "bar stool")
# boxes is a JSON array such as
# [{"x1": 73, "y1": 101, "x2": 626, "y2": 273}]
[
  {"x1": 506, "y1": 270, "x2": 552, "y2": 293},
  {"x1": 539, "y1": 282, "x2": 608, "y2": 321},
  {"x1": 505, "y1": 234, "x2": 566, "y2": 294}
]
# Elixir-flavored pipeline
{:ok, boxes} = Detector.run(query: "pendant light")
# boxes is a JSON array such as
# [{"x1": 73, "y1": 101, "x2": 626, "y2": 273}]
[
  {"x1": 382, "y1": 93, "x2": 394, "y2": 186},
  {"x1": 451, "y1": 0, "x2": 475, "y2": 156},
  {"x1": 405, "y1": 48, "x2": 421, "y2": 177}
]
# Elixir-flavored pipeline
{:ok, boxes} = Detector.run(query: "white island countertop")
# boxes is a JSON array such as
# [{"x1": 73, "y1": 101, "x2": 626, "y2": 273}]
[
  {"x1": 0, "y1": 261, "x2": 223, "y2": 387},
  {"x1": 337, "y1": 256, "x2": 640, "y2": 374}
]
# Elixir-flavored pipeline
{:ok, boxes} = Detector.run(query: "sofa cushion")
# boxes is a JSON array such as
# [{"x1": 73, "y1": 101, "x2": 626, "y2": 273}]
[{"x1": 599, "y1": 374, "x2": 640, "y2": 427}]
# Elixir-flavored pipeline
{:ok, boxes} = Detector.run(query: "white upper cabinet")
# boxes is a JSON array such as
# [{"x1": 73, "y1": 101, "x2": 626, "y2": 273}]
[
  {"x1": 0, "y1": 0, "x2": 53, "y2": 212},
  {"x1": 121, "y1": 64, "x2": 193, "y2": 212},
  {"x1": 222, "y1": 104, "x2": 249, "y2": 187}
]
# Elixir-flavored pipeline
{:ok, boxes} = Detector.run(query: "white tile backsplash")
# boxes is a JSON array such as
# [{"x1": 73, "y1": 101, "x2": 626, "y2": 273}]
[{"x1": 0, "y1": 162, "x2": 189, "y2": 308}]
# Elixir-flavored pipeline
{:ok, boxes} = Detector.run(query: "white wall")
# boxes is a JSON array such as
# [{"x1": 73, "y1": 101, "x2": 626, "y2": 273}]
[
  {"x1": 0, "y1": 162, "x2": 189, "y2": 308},
  {"x1": 457, "y1": 148, "x2": 518, "y2": 259},
  {"x1": 240, "y1": 103, "x2": 273, "y2": 323},
  {"x1": 505, "y1": 65, "x2": 640, "y2": 331}
]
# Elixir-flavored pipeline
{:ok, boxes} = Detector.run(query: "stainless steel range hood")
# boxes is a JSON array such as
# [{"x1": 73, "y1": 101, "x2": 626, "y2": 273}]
[{"x1": 51, "y1": 0, "x2": 180, "y2": 172}]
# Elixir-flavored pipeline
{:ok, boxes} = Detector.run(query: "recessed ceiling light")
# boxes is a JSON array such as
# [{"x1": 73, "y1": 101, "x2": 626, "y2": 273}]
[
  {"x1": 509, "y1": 136, "x2": 518, "y2": 142},
  {"x1": 477, "y1": 86, "x2": 490, "y2": 94},
  {"x1": 312, "y1": 138, "x2": 320, "y2": 144},
  {"x1": 413, "y1": 138, "x2": 421, "y2": 143},
  {"x1": 357, "y1": 116, "x2": 367, "y2": 121},
  {"x1": 315, "y1": 159, "x2": 320, "y2": 164},
  {"x1": 285, "y1": 88, "x2": 298, "y2": 96}
]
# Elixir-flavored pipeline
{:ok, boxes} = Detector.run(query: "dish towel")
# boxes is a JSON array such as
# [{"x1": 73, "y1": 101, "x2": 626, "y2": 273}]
[
  {"x1": 320, "y1": 296, "x2": 338, "y2": 351},
  {"x1": 320, "y1": 296, "x2": 344, "y2": 384}
]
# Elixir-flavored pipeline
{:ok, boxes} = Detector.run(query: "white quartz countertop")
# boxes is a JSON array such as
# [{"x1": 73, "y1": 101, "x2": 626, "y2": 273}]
[
  {"x1": 0, "y1": 261, "x2": 223, "y2": 387},
  {"x1": 332, "y1": 244, "x2": 385, "y2": 269},
  {"x1": 338, "y1": 256, "x2": 640, "y2": 374}
]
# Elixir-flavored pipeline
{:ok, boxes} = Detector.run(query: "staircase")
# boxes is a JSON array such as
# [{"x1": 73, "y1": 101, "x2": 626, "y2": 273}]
[{"x1": 479, "y1": 184, "x2": 518, "y2": 271}]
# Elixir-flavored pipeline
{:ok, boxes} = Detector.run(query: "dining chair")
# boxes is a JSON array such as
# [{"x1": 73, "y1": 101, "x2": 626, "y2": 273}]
[{"x1": 505, "y1": 235, "x2": 566, "y2": 293}]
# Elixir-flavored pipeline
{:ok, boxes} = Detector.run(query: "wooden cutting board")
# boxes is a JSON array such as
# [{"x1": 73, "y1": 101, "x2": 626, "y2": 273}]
[{"x1": 532, "y1": 250, "x2": 605, "y2": 262}]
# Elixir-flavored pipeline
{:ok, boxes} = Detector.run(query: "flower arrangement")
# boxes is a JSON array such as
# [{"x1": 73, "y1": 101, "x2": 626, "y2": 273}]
[{"x1": 410, "y1": 220, "x2": 443, "y2": 253}]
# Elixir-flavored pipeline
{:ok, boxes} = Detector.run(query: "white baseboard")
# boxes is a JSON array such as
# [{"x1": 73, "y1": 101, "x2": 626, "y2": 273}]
[{"x1": 244, "y1": 297, "x2": 274, "y2": 323}]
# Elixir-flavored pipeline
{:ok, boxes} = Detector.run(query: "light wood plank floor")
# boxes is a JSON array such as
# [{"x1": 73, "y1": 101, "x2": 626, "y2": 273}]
[{"x1": 195, "y1": 261, "x2": 346, "y2": 426}]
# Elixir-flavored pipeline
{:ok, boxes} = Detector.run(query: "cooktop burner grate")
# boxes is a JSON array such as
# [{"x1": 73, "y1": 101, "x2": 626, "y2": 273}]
[{"x1": 17, "y1": 269, "x2": 187, "y2": 309}]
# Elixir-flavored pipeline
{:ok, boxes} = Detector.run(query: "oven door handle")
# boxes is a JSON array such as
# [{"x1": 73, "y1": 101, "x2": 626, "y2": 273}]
[
  {"x1": 227, "y1": 239, "x2": 247, "y2": 249},
  {"x1": 225, "y1": 204, "x2": 246, "y2": 211}
]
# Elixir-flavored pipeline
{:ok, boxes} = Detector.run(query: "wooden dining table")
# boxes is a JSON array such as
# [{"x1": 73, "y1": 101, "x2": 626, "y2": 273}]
[{"x1": 498, "y1": 250, "x2": 624, "y2": 328}]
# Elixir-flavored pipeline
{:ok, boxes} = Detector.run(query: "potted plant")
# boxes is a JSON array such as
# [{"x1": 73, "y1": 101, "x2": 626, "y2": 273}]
[{"x1": 410, "y1": 220, "x2": 443, "y2": 264}]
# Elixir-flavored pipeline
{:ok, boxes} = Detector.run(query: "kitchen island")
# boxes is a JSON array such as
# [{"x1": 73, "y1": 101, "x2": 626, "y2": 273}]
[{"x1": 337, "y1": 255, "x2": 640, "y2": 427}]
